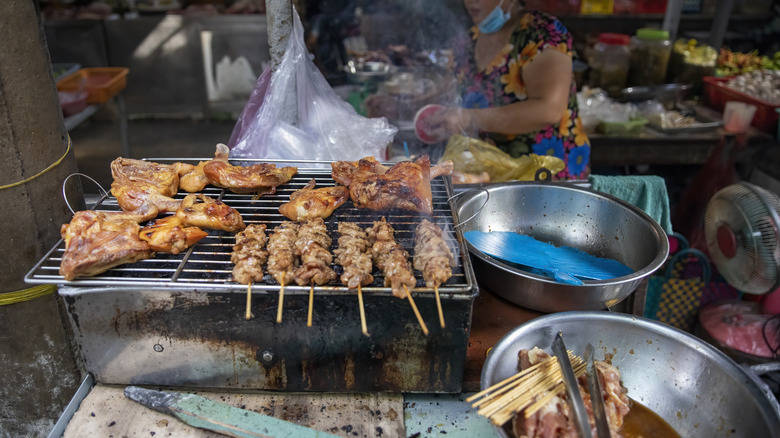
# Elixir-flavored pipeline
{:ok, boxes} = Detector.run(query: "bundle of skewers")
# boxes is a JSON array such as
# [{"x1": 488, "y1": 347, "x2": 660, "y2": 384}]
[{"x1": 467, "y1": 351, "x2": 586, "y2": 426}]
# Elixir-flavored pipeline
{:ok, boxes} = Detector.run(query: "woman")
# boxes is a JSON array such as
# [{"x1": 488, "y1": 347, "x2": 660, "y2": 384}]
[{"x1": 425, "y1": 0, "x2": 590, "y2": 179}]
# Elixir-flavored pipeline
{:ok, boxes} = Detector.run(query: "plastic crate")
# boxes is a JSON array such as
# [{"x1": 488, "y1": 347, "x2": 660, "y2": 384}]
[
  {"x1": 702, "y1": 76, "x2": 779, "y2": 134},
  {"x1": 57, "y1": 67, "x2": 129, "y2": 104}
]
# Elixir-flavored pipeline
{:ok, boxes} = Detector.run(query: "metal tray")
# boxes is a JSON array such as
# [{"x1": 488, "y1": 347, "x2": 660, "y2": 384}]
[{"x1": 647, "y1": 110, "x2": 723, "y2": 134}]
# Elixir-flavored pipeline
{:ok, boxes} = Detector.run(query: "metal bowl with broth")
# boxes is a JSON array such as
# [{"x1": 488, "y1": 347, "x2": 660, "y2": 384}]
[
  {"x1": 481, "y1": 312, "x2": 780, "y2": 437},
  {"x1": 453, "y1": 182, "x2": 668, "y2": 312}
]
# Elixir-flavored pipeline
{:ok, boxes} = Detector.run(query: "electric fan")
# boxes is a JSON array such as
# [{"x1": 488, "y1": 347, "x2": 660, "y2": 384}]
[{"x1": 704, "y1": 182, "x2": 780, "y2": 295}]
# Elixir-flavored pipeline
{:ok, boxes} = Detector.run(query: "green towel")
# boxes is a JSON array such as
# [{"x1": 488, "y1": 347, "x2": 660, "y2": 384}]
[{"x1": 589, "y1": 175, "x2": 673, "y2": 235}]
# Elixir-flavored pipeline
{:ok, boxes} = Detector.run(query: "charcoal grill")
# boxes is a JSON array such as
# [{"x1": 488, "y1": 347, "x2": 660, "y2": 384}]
[{"x1": 26, "y1": 159, "x2": 478, "y2": 393}]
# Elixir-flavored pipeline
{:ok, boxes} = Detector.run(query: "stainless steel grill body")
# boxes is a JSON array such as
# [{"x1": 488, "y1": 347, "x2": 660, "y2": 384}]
[{"x1": 28, "y1": 163, "x2": 478, "y2": 392}]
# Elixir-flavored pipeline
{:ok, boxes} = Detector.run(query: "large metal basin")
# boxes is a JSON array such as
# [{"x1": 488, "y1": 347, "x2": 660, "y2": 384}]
[
  {"x1": 481, "y1": 312, "x2": 780, "y2": 437},
  {"x1": 453, "y1": 182, "x2": 669, "y2": 312}
]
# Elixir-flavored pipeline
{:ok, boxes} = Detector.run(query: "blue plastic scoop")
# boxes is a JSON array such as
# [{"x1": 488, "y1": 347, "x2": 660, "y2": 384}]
[{"x1": 464, "y1": 230, "x2": 634, "y2": 285}]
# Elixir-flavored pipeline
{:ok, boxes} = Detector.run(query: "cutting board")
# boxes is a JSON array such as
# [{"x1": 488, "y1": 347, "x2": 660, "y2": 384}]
[{"x1": 63, "y1": 384, "x2": 404, "y2": 438}]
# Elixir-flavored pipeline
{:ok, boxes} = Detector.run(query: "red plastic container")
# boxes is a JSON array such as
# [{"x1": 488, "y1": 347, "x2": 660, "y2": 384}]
[
  {"x1": 58, "y1": 91, "x2": 88, "y2": 117},
  {"x1": 57, "y1": 67, "x2": 129, "y2": 104},
  {"x1": 703, "y1": 76, "x2": 780, "y2": 133}
]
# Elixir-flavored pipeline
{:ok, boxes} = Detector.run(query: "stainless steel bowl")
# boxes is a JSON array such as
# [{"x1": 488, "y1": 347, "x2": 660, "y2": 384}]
[
  {"x1": 453, "y1": 182, "x2": 668, "y2": 312},
  {"x1": 344, "y1": 61, "x2": 395, "y2": 84},
  {"x1": 481, "y1": 312, "x2": 780, "y2": 437}
]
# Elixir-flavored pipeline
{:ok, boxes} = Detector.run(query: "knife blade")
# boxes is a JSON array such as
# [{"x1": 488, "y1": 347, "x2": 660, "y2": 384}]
[
  {"x1": 585, "y1": 343, "x2": 611, "y2": 438},
  {"x1": 551, "y1": 331, "x2": 592, "y2": 438},
  {"x1": 124, "y1": 386, "x2": 340, "y2": 438}
]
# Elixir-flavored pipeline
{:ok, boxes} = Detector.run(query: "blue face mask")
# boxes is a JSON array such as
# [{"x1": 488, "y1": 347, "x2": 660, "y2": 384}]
[{"x1": 478, "y1": 0, "x2": 511, "y2": 34}]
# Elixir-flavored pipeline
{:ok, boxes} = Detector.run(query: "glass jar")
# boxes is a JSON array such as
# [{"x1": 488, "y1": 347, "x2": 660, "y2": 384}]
[
  {"x1": 588, "y1": 33, "x2": 631, "y2": 98},
  {"x1": 667, "y1": 39, "x2": 717, "y2": 94},
  {"x1": 628, "y1": 28, "x2": 671, "y2": 86}
]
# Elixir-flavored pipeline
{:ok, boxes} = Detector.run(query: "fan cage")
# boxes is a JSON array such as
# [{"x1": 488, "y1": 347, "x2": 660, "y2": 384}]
[{"x1": 705, "y1": 182, "x2": 780, "y2": 294}]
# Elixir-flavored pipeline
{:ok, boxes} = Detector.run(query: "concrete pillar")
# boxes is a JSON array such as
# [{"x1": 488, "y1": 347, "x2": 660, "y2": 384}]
[{"x1": 0, "y1": 1, "x2": 84, "y2": 435}]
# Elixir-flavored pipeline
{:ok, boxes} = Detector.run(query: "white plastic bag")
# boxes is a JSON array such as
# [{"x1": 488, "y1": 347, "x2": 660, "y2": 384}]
[{"x1": 228, "y1": 6, "x2": 396, "y2": 164}]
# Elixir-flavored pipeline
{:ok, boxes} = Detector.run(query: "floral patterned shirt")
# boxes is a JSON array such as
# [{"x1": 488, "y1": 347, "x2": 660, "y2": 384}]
[{"x1": 452, "y1": 11, "x2": 590, "y2": 179}]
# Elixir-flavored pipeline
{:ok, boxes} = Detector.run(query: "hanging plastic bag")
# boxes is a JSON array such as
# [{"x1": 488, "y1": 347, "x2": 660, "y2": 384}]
[{"x1": 228, "y1": 6, "x2": 397, "y2": 164}]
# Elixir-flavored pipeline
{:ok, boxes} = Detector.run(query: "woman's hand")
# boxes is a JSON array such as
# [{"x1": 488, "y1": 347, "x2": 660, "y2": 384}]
[{"x1": 420, "y1": 107, "x2": 477, "y2": 142}]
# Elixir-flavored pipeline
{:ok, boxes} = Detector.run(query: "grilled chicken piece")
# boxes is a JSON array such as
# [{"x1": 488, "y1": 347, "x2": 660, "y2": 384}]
[
  {"x1": 366, "y1": 217, "x2": 416, "y2": 298},
  {"x1": 176, "y1": 194, "x2": 245, "y2": 233},
  {"x1": 138, "y1": 215, "x2": 208, "y2": 254},
  {"x1": 177, "y1": 161, "x2": 209, "y2": 193},
  {"x1": 334, "y1": 222, "x2": 374, "y2": 289},
  {"x1": 279, "y1": 179, "x2": 349, "y2": 222},
  {"x1": 330, "y1": 156, "x2": 389, "y2": 187},
  {"x1": 231, "y1": 224, "x2": 269, "y2": 285},
  {"x1": 267, "y1": 221, "x2": 299, "y2": 286},
  {"x1": 203, "y1": 143, "x2": 298, "y2": 195},
  {"x1": 413, "y1": 219, "x2": 455, "y2": 288},
  {"x1": 60, "y1": 210, "x2": 154, "y2": 280},
  {"x1": 339, "y1": 155, "x2": 454, "y2": 215},
  {"x1": 110, "y1": 158, "x2": 186, "y2": 221},
  {"x1": 294, "y1": 218, "x2": 337, "y2": 286}
]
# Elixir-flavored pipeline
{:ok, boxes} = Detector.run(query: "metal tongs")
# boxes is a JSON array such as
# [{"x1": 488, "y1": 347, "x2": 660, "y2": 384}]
[{"x1": 551, "y1": 332, "x2": 610, "y2": 438}]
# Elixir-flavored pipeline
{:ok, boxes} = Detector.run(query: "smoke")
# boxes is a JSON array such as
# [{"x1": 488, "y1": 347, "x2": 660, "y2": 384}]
[{"x1": 360, "y1": 0, "x2": 470, "y2": 51}]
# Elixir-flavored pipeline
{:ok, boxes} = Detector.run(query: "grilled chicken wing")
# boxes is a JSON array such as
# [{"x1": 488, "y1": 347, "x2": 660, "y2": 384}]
[
  {"x1": 60, "y1": 211, "x2": 154, "y2": 280},
  {"x1": 177, "y1": 161, "x2": 210, "y2": 193},
  {"x1": 139, "y1": 215, "x2": 208, "y2": 254},
  {"x1": 203, "y1": 143, "x2": 298, "y2": 195},
  {"x1": 279, "y1": 179, "x2": 349, "y2": 221},
  {"x1": 330, "y1": 156, "x2": 389, "y2": 187},
  {"x1": 110, "y1": 157, "x2": 185, "y2": 221},
  {"x1": 176, "y1": 194, "x2": 245, "y2": 233},
  {"x1": 344, "y1": 155, "x2": 453, "y2": 215}
]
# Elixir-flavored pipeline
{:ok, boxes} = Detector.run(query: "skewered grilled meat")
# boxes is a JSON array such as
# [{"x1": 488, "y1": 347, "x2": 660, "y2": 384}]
[
  {"x1": 366, "y1": 217, "x2": 416, "y2": 298},
  {"x1": 334, "y1": 222, "x2": 374, "y2": 289},
  {"x1": 413, "y1": 219, "x2": 455, "y2": 288},
  {"x1": 110, "y1": 157, "x2": 185, "y2": 220},
  {"x1": 231, "y1": 224, "x2": 269, "y2": 285},
  {"x1": 139, "y1": 216, "x2": 208, "y2": 254},
  {"x1": 60, "y1": 211, "x2": 154, "y2": 280},
  {"x1": 335, "y1": 155, "x2": 454, "y2": 215},
  {"x1": 176, "y1": 194, "x2": 245, "y2": 233},
  {"x1": 267, "y1": 221, "x2": 299, "y2": 286},
  {"x1": 279, "y1": 179, "x2": 349, "y2": 222},
  {"x1": 294, "y1": 218, "x2": 337, "y2": 286},
  {"x1": 330, "y1": 156, "x2": 389, "y2": 187},
  {"x1": 204, "y1": 143, "x2": 298, "y2": 195}
]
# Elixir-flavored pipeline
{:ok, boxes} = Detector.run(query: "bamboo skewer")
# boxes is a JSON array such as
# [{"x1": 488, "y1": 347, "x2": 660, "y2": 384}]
[
  {"x1": 403, "y1": 284, "x2": 429, "y2": 335},
  {"x1": 434, "y1": 285, "x2": 445, "y2": 328},
  {"x1": 307, "y1": 283, "x2": 314, "y2": 327},
  {"x1": 276, "y1": 282, "x2": 285, "y2": 323},
  {"x1": 469, "y1": 351, "x2": 587, "y2": 426},
  {"x1": 358, "y1": 284, "x2": 369, "y2": 336},
  {"x1": 245, "y1": 284, "x2": 253, "y2": 320}
]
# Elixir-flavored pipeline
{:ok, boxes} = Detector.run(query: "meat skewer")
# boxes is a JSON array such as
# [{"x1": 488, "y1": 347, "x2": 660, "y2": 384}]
[
  {"x1": 413, "y1": 219, "x2": 455, "y2": 328},
  {"x1": 294, "y1": 218, "x2": 337, "y2": 327},
  {"x1": 267, "y1": 221, "x2": 299, "y2": 323},
  {"x1": 231, "y1": 224, "x2": 269, "y2": 320},
  {"x1": 366, "y1": 217, "x2": 428, "y2": 335},
  {"x1": 334, "y1": 222, "x2": 375, "y2": 336}
]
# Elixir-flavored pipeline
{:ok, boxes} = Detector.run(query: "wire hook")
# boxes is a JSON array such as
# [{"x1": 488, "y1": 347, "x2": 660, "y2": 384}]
[
  {"x1": 448, "y1": 187, "x2": 489, "y2": 228},
  {"x1": 62, "y1": 173, "x2": 109, "y2": 215}
]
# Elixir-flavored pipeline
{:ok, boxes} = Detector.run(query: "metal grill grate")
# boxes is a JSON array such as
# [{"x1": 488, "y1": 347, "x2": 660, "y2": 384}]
[{"x1": 26, "y1": 161, "x2": 477, "y2": 297}]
